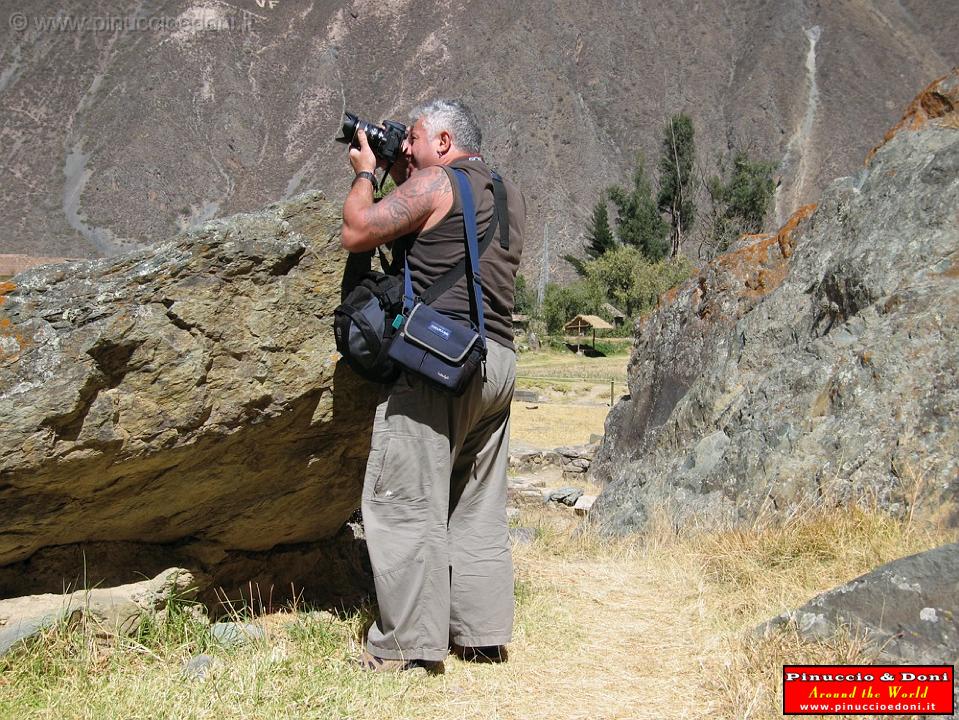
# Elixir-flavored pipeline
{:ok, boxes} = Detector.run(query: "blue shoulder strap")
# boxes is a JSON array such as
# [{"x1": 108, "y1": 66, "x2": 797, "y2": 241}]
[
  {"x1": 453, "y1": 168, "x2": 487, "y2": 351},
  {"x1": 401, "y1": 168, "x2": 488, "y2": 350}
]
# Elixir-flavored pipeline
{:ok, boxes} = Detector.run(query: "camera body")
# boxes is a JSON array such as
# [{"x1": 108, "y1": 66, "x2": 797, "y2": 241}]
[{"x1": 336, "y1": 112, "x2": 408, "y2": 164}]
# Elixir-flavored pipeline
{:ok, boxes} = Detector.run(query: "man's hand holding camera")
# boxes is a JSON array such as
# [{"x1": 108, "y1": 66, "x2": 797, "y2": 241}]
[
  {"x1": 349, "y1": 128, "x2": 411, "y2": 186},
  {"x1": 348, "y1": 129, "x2": 378, "y2": 177},
  {"x1": 340, "y1": 114, "x2": 452, "y2": 253}
]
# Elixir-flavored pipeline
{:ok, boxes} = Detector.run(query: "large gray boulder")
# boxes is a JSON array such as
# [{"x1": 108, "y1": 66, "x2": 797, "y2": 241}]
[
  {"x1": 762, "y1": 542, "x2": 959, "y2": 665},
  {"x1": 591, "y1": 72, "x2": 959, "y2": 533},
  {"x1": 0, "y1": 190, "x2": 376, "y2": 605}
]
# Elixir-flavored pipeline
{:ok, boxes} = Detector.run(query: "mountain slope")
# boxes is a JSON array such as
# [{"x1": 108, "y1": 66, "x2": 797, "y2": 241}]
[{"x1": 1, "y1": 0, "x2": 955, "y2": 276}]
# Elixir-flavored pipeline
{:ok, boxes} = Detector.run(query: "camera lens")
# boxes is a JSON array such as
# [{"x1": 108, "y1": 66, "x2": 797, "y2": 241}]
[
  {"x1": 338, "y1": 112, "x2": 360, "y2": 147},
  {"x1": 337, "y1": 112, "x2": 407, "y2": 163}
]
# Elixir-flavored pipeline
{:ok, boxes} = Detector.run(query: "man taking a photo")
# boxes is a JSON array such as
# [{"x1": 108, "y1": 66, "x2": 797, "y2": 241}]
[{"x1": 341, "y1": 99, "x2": 525, "y2": 673}]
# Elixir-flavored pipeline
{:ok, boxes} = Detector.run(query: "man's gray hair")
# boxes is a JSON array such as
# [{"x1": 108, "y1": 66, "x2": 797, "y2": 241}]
[{"x1": 409, "y1": 99, "x2": 482, "y2": 152}]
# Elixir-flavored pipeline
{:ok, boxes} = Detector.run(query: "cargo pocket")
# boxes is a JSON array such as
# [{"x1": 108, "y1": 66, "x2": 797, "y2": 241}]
[
  {"x1": 370, "y1": 435, "x2": 440, "y2": 503},
  {"x1": 363, "y1": 484, "x2": 431, "y2": 579},
  {"x1": 361, "y1": 443, "x2": 387, "y2": 502}
]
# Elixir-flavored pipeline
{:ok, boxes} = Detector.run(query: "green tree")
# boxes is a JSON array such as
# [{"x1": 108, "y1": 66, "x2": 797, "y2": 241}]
[
  {"x1": 608, "y1": 155, "x2": 669, "y2": 262},
  {"x1": 657, "y1": 113, "x2": 696, "y2": 256},
  {"x1": 541, "y1": 281, "x2": 599, "y2": 334},
  {"x1": 585, "y1": 198, "x2": 616, "y2": 259},
  {"x1": 513, "y1": 273, "x2": 535, "y2": 316},
  {"x1": 701, "y1": 150, "x2": 777, "y2": 256},
  {"x1": 583, "y1": 246, "x2": 692, "y2": 318},
  {"x1": 562, "y1": 253, "x2": 588, "y2": 277}
]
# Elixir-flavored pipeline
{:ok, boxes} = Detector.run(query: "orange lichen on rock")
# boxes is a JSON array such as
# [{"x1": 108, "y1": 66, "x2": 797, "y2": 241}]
[
  {"x1": 651, "y1": 204, "x2": 818, "y2": 319},
  {"x1": 739, "y1": 232, "x2": 773, "y2": 245},
  {"x1": 867, "y1": 68, "x2": 959, "y2": 163},
  {"x1": 0, "y1": 281, "x2": 16, "y2": 310},
  {"x1": 714, "y1": 202, "x2": 818, "y2": 301},
  {"x1": 776, "y1": 203, "x2": 818, "y2": 258},
  {"x1": 723, "y1": 235, "x2": 787, "y2": 300},
  {"x1": 658, "y1": 284, "x2": 682, "y2": 308},
  {"x1": 0, "y1": 315, "x2": 25, "y2": 363},
  {"x1": 0, "y1": 287, "x2": 29, "y2": 358}
]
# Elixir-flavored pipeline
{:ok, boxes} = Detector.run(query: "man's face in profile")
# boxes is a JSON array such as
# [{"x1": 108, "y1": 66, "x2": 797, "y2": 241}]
[{"x1": 404, "y1": 118, "x2": 440, "y2": 172}]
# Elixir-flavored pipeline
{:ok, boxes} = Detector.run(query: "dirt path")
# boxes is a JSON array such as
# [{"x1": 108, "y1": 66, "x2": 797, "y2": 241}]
[{"x1": 505, "y1": 548, "x2": 713, "y2": 719}]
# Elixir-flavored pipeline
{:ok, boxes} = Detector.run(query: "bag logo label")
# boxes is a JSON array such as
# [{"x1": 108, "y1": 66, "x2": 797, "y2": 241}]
[{"x1": 427, "y1": 321, "x2": 452, "y2": 340}]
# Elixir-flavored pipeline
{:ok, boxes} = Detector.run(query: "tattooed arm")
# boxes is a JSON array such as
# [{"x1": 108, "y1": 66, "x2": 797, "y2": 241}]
[{"x1": 341, "y1": 166, "x2": 451, "y2": 252}]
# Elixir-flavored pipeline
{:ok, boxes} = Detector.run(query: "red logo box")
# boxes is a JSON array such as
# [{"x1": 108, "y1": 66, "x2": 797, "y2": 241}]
[{"x1": 783, "y1": 665, "x2": 954, "y2": 715}]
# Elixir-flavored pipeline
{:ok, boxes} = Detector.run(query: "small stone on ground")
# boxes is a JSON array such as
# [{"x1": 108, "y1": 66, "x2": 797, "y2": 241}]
[
  {"x1": 210, "y1": 622, "x2": 267, "y2": 648},
  {"x1": 509, "y1": 527, "x2": 537, "y2": 546}
]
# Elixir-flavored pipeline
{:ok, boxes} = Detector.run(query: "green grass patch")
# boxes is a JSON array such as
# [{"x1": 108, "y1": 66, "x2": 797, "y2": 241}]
[{"x1": 0, "y1": 576, "x2": 570, "y2": 720}]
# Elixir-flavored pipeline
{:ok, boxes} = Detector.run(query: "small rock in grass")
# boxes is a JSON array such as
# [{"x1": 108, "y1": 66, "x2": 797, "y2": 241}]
[
  {"x1": 508, "y1": 476, "x2": 534, "y2": 489},
  {"x1": 573, "y1": 495, "x2": 597, "y2": 515},
  {"x1": 546, "y1": 488, "x2": 583, "y2": 506},
  {"x1": 509, "y1": 527, "x2": 537, "y2": 546},
  {"x1": 210, "y1": 621, "x2": 266, "y2": 648},
  {"x1": 182, "y1": 654, "x2": 220, "y2": 682}
]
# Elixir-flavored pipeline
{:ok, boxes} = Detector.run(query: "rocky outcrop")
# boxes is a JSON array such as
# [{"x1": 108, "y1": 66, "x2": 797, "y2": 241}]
[
  {"x1": 868, "y1": 70, "x2": 959, "y2": 161},
  {"x1": 509, "y1": 441, "x2": 599, "y2": 478},
  {"x1": 591, "y1": 72, "x2": 959, "y2": 534},
  {"x1": 762, "y1": 542, "x2": 959, "y2": 665},
  {"x1": 0, "y1": 568, "x2": 199, "y2": 656},
  {"x1": 0, "y1": 190, "x2": 376, "y2": 605},
  {"x1": 557, "y1": 444, "x2": 598, "y2": 477}
]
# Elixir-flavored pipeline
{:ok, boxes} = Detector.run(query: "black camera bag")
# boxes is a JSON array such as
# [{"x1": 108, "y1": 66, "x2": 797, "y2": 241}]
[{"x1": 333, "y1": 270, "x2": 404, "y2": 383}]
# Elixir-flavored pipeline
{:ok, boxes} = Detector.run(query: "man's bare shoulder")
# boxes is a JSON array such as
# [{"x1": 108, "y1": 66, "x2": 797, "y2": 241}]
[{"x1": 398, "y1": 165, "x2": 452, "y2": 200}]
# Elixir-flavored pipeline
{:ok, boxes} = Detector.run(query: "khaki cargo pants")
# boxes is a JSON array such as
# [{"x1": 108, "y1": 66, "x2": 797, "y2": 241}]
[{"x1": 361, "y1": 340, "x2": 515, "y2": 662}]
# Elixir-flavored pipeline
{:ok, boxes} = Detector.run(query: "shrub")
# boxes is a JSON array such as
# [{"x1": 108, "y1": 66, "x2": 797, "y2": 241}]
[
  {"x1": 542, "y1": 281, "x2": 599, "y2": 334},
  {"x1": 583, "y1": 246, "x2": 693, "y2": 318},
  {"x1": 701, "y1": 150, "x2": 777, "y2": 256}
]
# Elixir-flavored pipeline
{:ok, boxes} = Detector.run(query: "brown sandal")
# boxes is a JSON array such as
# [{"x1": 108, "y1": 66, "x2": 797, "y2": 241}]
[{"x1": 356, "y1": 650, "x2": 445, "y2": 674}]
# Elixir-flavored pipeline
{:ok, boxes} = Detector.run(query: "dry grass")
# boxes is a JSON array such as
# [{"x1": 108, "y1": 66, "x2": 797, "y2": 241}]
[
  {"x1": 510, "y1": 347, "x2": 627, "y2": 448},
  {"x1": 3, "y1": 498, "x2": 953, "y2": 720},
  {"x1": 509, "y1": 401, "x2": 610, "y2": 448},
  {"x1": 516, "y1": 350, "x2": 629, "y2": 383}
]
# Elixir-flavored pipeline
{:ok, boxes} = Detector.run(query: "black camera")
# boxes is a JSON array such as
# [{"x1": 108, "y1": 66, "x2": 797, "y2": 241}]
[{"x1": 336, "y1": 112, "x2": 408, "y2": 164}]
